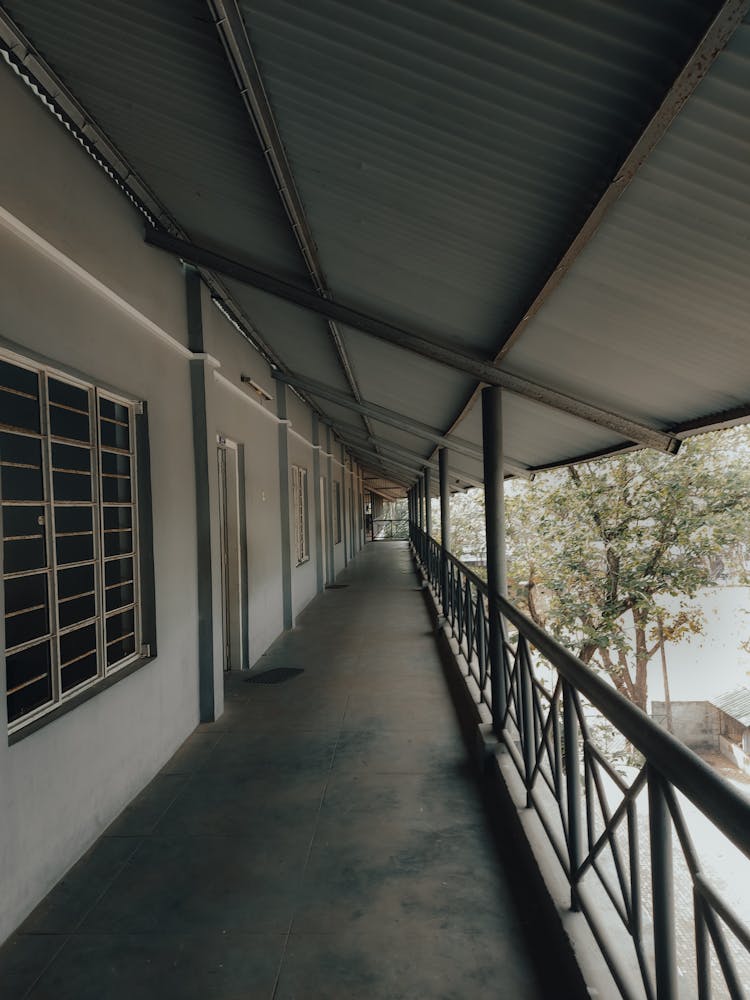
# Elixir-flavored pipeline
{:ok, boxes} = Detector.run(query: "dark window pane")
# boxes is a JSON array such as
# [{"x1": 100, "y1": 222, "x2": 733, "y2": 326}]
[
  {"x1": 101, "y1": 452, "x2": 130, "y2": 477},
  {"x1": 99, "y1": 419, "x2": 129, "y2": 451},
  {"x1": 4, "y1": 572, "x2": 47, "y2": 615},
  {"x1": 105, "y1": 556, "x2": 133, "y2": 588},
  {"x1": 49, "y1": 405, "x2": 90, "y2": 443},
  {"x1": 48, "y1": 378, "x2": 88, "y2": 413},
  {"x1": 5, "y1": 604, "x2": 49, "y2": 650},
  {"x1": 2, "y1": 504, "x2": 46, "y2": 572},
  {"x1": 61, "y1": 651, "x2": 97, "y2": 693},
  {"x1": 59, "y1": 593, "x2": 96, "y2": 630},
  {"x1": 6, "y1": 641, "x2": 52, "y2": 723},
  {"x1": 105, "y1": 581, "x2": 133, "y2": 613},
  {"x1": 0, "y1": 433, "x2": 44, "y2": 501},
  {"x1": 0, "y1": 360, "x2": 38, "y2": 398},
  {"x1": 57, "y1": 563, "x2": 95, "y2": 600},
  {"x1": 4, "y1": 573, "x2": 49, "y2": 650},
  {"x1": 1, "y1": 465, "x2": 45, "y2": 503},
  {"x1": 4, "y1": 537, "x2": 46, "y2": 574},
  {"x1": 103, "y1": 506, "x2": 132, "y2": 531},
  {"x1": 52, "y1": 443, "x2": 90, "y2": 473},
  {"x1": 1, "y1": 431, "x2": 42, "y2": 467},
  {"x1": 101, "y1": 476, "x2": 131, "y2": 504},
  {"x1": 104, "y1": 529, "x2": 132, "y2": 557},
  {"x1": 54, "y1": 506, "x2": 92, "y2": 534},
  {"x1": 106, "y1": 608, "x2": 134, "y2": 644},
  {"x1": 107, "y1": 633, "x2": 136, "y2": 667},
  {"x1": 3, "y1": 505, "x2": 45, "y2": 537},
  {"x1": 99, "y1": 398, "x2": 129, "y2": 424},
  {"x1": 52, "y1": 470, "x2": 91, "y2": 503},
  {"x1": 55, "y1": 533, "x2": 94, "y2": 565},
  {"x1": 59, "y1": 623, "x2": 97, "y2": 668},
  {"x1": 0, "y1": 389, "x2": 40, "y2": 433}
]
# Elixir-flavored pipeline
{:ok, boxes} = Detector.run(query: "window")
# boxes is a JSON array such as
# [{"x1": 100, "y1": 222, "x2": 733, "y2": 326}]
[
  {"x1": 334, "y1": 481, "x2": 342, "y2": 544},
  {"x1": 1, "y1": 352, "x2": 148, "y2": 734},
  {"x1": 291, "y1": 465, "x2": 309, "y2": 565}
]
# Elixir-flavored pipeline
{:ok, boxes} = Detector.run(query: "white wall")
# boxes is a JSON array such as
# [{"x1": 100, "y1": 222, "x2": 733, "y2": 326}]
[
  {"x1": 0, "y1": 57, "x2": 362, "y2": 946},
  {"x1": 200, "y1": 290, "x2": 286, "y2": 667},
  {"x1": 0, "y1": 68, "x2": 199, "y2": 944}
]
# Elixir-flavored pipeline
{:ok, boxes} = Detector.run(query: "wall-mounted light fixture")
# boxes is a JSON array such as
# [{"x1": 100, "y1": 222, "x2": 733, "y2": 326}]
[{"x1": 241, "y1": 374, "x2": 273, "y2": 402}]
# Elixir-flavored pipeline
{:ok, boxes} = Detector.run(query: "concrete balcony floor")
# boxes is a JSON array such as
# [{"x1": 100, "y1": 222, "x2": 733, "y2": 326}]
[{"x1": 1, "y1": 542, "x2": 552, "y2": 999}]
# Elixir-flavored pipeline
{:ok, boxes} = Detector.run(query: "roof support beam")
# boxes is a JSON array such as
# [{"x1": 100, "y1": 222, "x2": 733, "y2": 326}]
[
  {"x1": 145, "y1": 226, "x2": 679, "y2": 454},
  {"x1": 206, "y1": 0, "x2": 373, "y2": 441},
  {"x1": 274, "y1": 370, "x2": 531, "y2": 477},
  {"x1": 330, "y1": 418, "x2": 511, "y2": 488},
  {"x1": 438, "y1": 0, "x2": 748, "y2": 455}
]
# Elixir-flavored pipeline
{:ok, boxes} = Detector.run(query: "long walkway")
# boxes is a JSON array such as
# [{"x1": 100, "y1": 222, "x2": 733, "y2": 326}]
[{"x1": 1, "y1": 543, "x2": 548, "y2": 999}]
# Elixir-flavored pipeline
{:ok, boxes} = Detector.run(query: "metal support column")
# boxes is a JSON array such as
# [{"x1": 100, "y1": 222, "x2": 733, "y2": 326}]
[
  {"x1": 424, "y1": 467, "x2": 432, "y2": 538},
  {"x1": 417, "y1": 478, "x2": 424, "y2": 531},
  {"x1": 648, "y1": 766, "x2": 678, "y2": 999},
  {"x1": 185, "y1": 265, "x2": 216, "y2": 722},
  {"x1": 277, "y1": 382, "x2": 293, "y2": 629},
  {"x1": 325, "y1": 426, "x2": 335, "y2": 584},
  {"x1": 439, "y1": 448, "x2": 450, "y2": 607},
  {"x1": 312, "y1": 413, "x2": 323, "y2": 594},
  {"x1": 341, "y1": 443, "x2": 348, "y2": 567},
  {"x1": 482, "y1": 386, "x2": 507, "y2": 734}
]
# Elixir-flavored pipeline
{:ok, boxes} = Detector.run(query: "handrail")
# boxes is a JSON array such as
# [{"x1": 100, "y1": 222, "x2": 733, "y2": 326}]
[
  {"x1": 411, "y1": 521, "x2": 750, "y2": 1000},
  {"x1": 414, "y1": 524, "x2": 750, "y2": 859}
]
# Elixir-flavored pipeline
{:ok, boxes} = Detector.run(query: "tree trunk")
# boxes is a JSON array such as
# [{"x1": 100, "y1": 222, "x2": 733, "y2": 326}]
[
  {"x1": 632, "y1": 613, "x2": 649, "y2": 712},
  {"x1": 657, "y1": 618, "x2": 673, "y2": 734}
]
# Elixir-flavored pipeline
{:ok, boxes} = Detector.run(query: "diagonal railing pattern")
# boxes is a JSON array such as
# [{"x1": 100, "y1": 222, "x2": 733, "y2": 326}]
[{"x1": 412, "y1": 525, "x2": 750, "y2": 1000}]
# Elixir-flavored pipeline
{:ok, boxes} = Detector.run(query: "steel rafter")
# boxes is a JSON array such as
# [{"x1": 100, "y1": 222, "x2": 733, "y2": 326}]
[
  {"x1": 437, "y1": 0, "x2": 749, "y2": 461},
  {"x1": 144, "y1": 227, "x2": 679, "y2": 454},
  {"x1": 206, "y1": 0, "x2": 375, "y2": 446}
]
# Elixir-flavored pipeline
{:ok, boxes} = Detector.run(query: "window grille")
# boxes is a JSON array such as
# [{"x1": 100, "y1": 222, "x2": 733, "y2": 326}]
[
  {"x1": 1, "y1": 353, "x2": 142, "y2": 731},
  {"x1": 291, "y1": 465, "x2": 309, "y2": 565}
]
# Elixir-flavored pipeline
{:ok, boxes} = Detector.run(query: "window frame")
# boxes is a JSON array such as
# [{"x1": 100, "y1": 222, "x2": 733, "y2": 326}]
[
  {"x1": 1, "y1": 344, "x2": 156, "y2": 741},
  {"x1": 291, "y1": 464, "x2": 309, "y2": 566},
  {"x1": 334, "y1": 480, "x2": 342, "y2": 545}
]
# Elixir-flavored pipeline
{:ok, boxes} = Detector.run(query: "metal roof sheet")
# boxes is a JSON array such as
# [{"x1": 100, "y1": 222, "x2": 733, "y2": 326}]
[
  {"x1": 2, "y1": 0, "x2": 746, "y2": 489},
  {"x1": 710, "y1": 687, "x2": 750, "y2": 728},
  {"x1": 503, "y1": 14, "x2": 750, "y2": 435}
]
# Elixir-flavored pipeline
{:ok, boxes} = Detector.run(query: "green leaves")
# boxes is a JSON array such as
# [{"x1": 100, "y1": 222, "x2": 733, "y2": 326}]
[{"x1": 450, "y1": 425, "x2": 750, "y2": 710}]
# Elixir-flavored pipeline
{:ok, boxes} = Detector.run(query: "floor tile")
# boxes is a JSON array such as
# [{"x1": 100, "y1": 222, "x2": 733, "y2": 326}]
[{"x1": 25, "y1": 932, "x2": 284, "y2": 1000}]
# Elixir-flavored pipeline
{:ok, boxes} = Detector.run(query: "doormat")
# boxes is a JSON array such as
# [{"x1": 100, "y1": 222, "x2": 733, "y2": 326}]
[
  {"x1": 245, "y1": 667, "x2": 305, "y2": 685},
  {"x1": 325, "y1": 584, "x2": 349, "y2": 589}
]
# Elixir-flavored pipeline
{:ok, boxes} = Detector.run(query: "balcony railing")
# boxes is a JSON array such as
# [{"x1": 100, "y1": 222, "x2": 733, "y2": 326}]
[
  {"x1": 411, "y1": 524, "x2": 750, "y2": 1000},
  {"x1": 370, "y1": 517, "x2": 409, "y2": 541}
]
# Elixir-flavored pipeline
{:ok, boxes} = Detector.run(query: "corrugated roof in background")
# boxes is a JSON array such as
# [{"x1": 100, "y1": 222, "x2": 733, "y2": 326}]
[{"x1": 710, "y1": 687, "x2": 750, "y2": 727}]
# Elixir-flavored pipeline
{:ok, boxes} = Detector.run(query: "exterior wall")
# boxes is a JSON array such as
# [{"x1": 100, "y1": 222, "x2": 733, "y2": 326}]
[
  {"x1": 0, "y1": 63, "x2": 361, "y2": 944},
  {"x1": 0, "y1": 68, "x2": 198, "y2": 943},
  {"x1": 332, "y1": 445, "x2": 347, "y2": 576},
  {"x1": 719, "y1": 734, "x2": 750, "y2": 775},
  {"x1": 651, "y1": 700, "x2": 719, "y2": 750},
  {"x1": 200, "y1": 290, "x2": 285, "y2": 672},
  {"x1": 286, "y1": 392, "x2": 319, "y2": 620}
]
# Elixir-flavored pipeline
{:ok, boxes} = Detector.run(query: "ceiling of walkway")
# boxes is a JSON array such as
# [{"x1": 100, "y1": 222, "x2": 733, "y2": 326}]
[{"x1": 2, "y1": 0, "x2": 750, "y2": 495}]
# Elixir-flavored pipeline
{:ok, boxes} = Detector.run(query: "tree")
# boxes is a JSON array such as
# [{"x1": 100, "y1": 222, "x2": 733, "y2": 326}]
[{"x1": 504, "y1": 427, "x2": 750, "y2": 711}]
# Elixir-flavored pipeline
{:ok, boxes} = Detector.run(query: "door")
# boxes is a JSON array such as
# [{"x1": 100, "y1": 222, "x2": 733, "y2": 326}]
[
  {"x1": 217, "y1": 438, "x2": 242, "y2": 671},
  {"x1": 320, "y1": 476, "x2": 329, "y2": 583}
]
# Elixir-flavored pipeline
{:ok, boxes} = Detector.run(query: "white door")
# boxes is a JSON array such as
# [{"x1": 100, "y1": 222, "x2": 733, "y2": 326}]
[{"x1": 217, "y1": 439, "x2": 242, "y2": 671}]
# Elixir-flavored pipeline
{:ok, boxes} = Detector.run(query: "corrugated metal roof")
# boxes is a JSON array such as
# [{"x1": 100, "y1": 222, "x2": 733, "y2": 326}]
[
  {"x1": 2, "y1": 0, "x2": 747, "y2": 485},
  {"x1": 239, "y1": 0, "x2": 719, "y2": 354},
  {"x1": 503, "y1": 14, "x2": 750, "y2": 438},
  {"x1": 710, "y1": 687, "x2": 750, "y2": 728}
]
